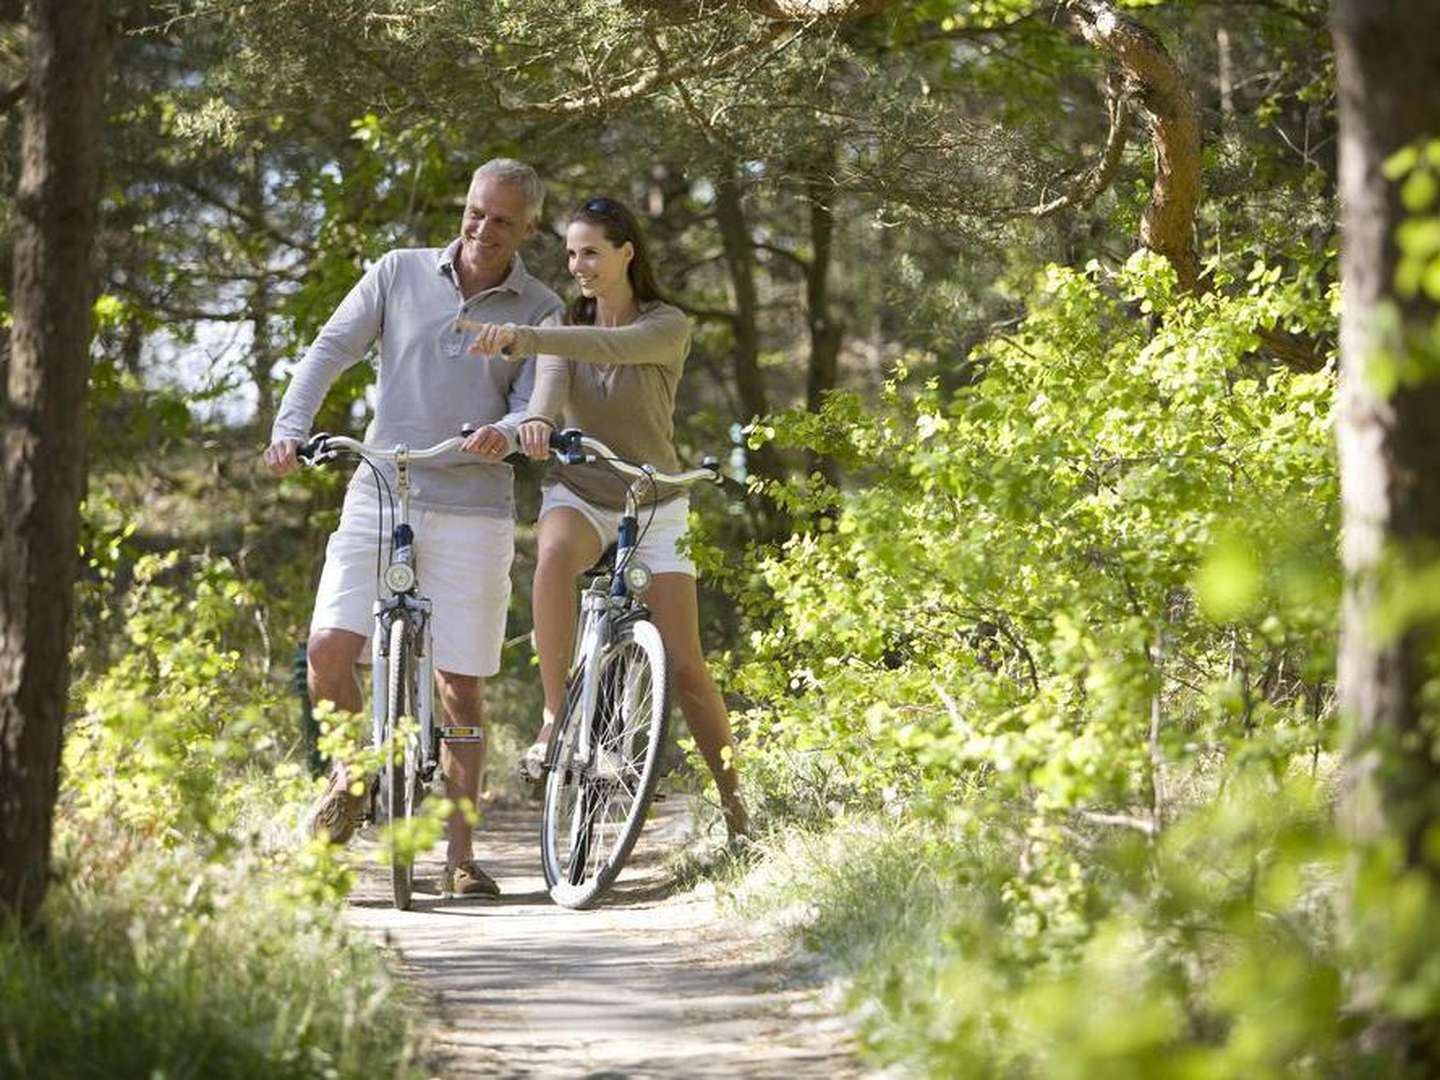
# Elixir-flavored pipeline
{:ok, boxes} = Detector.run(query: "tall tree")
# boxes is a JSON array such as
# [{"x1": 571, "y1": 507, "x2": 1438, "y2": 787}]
[
  {"x1": 0, "y1": 0, "x2": 107, "y2": 926},
  {"x1": 1334, "y1": 0, "x2": 1440, "y2": 1063}
]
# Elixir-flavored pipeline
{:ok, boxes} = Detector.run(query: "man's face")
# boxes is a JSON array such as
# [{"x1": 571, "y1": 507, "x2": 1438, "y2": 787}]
[{"x1": 459, "y1": 176, "x2": 536, "y2": 278}]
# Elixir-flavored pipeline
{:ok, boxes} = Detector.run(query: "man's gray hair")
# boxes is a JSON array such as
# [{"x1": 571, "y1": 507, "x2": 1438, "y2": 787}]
[{"x1": 471, "y1": 158, "x2": 545, "y2": 224}]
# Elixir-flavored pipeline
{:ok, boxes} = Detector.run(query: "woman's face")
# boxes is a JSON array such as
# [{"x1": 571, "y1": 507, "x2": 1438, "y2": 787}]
[{"x1": 565, "y1": 221, "x2": 633, "y2": 301}]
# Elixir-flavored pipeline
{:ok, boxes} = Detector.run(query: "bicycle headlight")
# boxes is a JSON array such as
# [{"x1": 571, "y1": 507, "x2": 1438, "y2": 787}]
[
  {"x1": 384, "y1": 562, "x2": 416, "y2": 593},
  {"x1": 622, "y1": 560, "x2": 653, "y2": 595}
]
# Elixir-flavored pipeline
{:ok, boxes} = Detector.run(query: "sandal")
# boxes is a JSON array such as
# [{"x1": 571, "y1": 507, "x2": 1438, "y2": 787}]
[
  {"x1": 307, "y1": 764, "x2": 368, "y2": 846},
  {"x1": 441, "y1": 860, "x2": 501, "y2": 898},
  {"x1": 518, "y1": 740, "x2": 547, "y2": 784}
]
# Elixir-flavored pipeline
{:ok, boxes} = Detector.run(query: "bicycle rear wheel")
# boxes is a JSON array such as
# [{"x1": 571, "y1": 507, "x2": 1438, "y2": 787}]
[
  {"x1": 382, "y1": 616, "x2": 423, "y2": 911},
  {"x1": 540, "y1": 619, "x2": 669, "y2": 909}
]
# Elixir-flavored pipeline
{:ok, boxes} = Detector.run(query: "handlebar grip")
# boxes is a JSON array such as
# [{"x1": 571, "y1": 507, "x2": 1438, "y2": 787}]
[
  {"x1": 552, "y1": 427, "x2": 586, "y2": 465},
  {"x1": 297, "y1": 433, "x2": 330, "y2": 465}
]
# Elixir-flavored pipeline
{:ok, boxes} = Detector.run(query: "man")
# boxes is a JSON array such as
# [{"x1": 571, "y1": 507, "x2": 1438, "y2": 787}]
[{"x1": 265, "y1": 158, "x2": 562, "y2": 897}]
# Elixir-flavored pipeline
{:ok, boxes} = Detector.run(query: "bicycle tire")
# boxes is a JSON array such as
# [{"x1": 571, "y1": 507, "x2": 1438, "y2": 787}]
[
  {"x1": 383, "y1": 616, "x2": 422, "y2": 911},
  {"x1": 540, "y1": 618, "x2": 669, "y2": 909}
]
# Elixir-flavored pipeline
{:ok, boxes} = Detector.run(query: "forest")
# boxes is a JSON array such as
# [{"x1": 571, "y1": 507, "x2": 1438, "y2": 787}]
[{"x1": 3, "y1": 0, "x2": 1440, "y2": 1076}]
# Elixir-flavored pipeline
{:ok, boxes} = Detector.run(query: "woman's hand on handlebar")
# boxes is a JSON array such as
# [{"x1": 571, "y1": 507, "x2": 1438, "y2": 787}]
[
  {"x1": 518, "y1": 419, "x2": 554, "y2": 461},
  {"x1": 460, "y1": 423, "x2": 509, "y2": 460}
]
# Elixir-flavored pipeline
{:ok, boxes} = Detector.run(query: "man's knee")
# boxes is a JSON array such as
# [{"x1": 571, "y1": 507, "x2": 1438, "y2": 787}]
[{"x1": 308, "y1": 628, "x2": 366, "y2": 681}]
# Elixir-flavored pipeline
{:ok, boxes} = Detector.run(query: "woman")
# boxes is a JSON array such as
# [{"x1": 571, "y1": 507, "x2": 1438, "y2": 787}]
[{"x1": 464, "y1": 196, "x2": 750, "y2": 842}]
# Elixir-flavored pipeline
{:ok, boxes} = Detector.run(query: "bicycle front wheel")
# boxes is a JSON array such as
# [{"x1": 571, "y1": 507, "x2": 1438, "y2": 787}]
[
  {"x1": 382, "y1": 616, "x2": 423, "y2": 911},
  {"x1": 540, "y1": 618, "x2": 669, "y2": 909}
]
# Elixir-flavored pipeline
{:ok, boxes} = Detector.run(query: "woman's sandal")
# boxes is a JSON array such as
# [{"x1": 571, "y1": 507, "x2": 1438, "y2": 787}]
[{"x1": 517, "y1": 739, "x2": 547, "y2": 785}]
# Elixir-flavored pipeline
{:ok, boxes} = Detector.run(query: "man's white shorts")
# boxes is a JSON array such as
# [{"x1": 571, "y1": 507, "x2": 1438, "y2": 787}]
[
  {"x1": 539, "y1": 483, "x2": 695, "y2": 576},
  {"x1": 310, "y1": 486, "x2": 514, "y2": 677}
]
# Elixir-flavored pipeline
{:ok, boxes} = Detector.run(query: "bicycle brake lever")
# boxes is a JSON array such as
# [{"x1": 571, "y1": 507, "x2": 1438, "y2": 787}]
[{"x1": 297, "y1": 433, "x2": 334, "y2": 466}]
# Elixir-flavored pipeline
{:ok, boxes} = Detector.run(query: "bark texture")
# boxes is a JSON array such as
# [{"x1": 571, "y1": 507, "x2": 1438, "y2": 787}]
[
  {"x1": 1334, "y1": 0, "x2": 1440, "y2": 1061},
  {"x1": 0, "y1": 0, "x2": 106, "y2": 926},
  {"x1": 1061, "y1": 0, "x2": 1201, "y2": 290},
  {"x1": 714, "y1": 165, "x2": 784, "y2": 489}
]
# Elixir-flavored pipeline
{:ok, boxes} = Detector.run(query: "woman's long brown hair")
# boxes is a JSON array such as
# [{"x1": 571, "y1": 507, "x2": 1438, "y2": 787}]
[{"x1": 565, "y1": 196, "x2": 664, "y2": 326}]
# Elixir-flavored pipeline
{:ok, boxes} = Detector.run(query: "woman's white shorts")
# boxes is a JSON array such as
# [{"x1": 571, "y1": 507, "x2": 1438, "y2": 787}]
[
  {"x1": 310, "y1": 486, "x2": 514, "y2": 677},
  {"x1": 539, "y1": 483, "x2": 695, "y2": 577}
]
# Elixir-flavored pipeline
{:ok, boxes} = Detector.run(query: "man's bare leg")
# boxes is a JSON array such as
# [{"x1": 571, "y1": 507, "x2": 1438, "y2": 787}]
[
  {"x1": 306, "y1": 628, "x2": 368, "y2": 841},
  {"x1": 436, "y1": 671, "x2": 486, "y2": 867}
]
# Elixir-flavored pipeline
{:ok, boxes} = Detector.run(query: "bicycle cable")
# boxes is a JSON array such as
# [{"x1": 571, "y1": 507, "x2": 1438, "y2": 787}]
[
  {"x1": 591, "y1": 453, "x2": 665, "y2": 579},
  {"x1": 354, "y1": 453, "x2": 396, "y2": 594}
]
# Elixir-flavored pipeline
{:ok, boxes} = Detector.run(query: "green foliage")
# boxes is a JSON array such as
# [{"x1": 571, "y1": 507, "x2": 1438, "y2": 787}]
[
  {"x1": 742, "y1": 251, "x2": 1337, "y2": 817},
  {"x1": 63, "y1": 550, "x2": 296, "y2": 852},
  {"x1": 1369, "y1": 137, "x2": 1440, "y2": 395}
]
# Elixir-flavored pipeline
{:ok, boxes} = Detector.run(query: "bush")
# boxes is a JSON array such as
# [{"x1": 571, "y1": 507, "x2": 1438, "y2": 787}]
[{"x1": 721, "y1": 251, "x2": 1371, "y2": 1074}]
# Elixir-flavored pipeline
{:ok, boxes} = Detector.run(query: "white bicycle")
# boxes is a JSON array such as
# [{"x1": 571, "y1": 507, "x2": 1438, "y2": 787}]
[
  {"x1": 298, "y1": 431, "x2": 485, "y2": 910},
  {"x1": 534, "y1": 428, "x2": 722, "y2": 909}
]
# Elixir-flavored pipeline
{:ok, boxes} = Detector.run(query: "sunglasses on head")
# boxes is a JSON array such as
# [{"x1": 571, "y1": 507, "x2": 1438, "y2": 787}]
[{"x1": 583, "y1": 197, "x2": 622, "y2": 216}]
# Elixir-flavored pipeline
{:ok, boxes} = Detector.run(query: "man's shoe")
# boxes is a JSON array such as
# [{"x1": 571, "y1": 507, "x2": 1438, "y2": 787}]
[
  {"x1": 442, "y1": 860, "x2": 501, "y2": 899},
  {"x1": 308, "y1": 765, "x2": 367, "y2": 846}
]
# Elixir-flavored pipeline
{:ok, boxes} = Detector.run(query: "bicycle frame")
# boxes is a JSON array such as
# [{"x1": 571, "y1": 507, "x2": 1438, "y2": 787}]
[
  {"x1": 303, "y1": 434, "x2": 472, "y2": 781},
  {"x1": 548, "y1": 430, "x2": 720, "y2": 773},
  {"x1": 369, "y1": 447, "x2": 438, "y2": 779}
]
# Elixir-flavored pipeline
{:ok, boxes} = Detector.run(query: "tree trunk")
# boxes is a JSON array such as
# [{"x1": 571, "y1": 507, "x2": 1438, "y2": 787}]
[
  {"x1": 713, "y1": 164, "x2": 783, "y2": 487},
  {"x1": 1333, "y1": 0, "x2": 1440, "y2": 1063},
  {"x1": 244, "y1": 151, "x2": 276, "y2": 432},
  {"x1": 0, "y1": 0, "x2": 107, "y2": 927},
  {"x1": 803, "y1": 151, "x2": 842, "y2": 486}
]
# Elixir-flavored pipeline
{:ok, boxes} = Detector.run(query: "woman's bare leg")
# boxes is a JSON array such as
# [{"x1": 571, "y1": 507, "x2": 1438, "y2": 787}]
[
  {"x1": 531, "y1": 508, "x2": 603, "y2": 741},
  {"x1": 644, "y1": 573, "x2": 750, "y2": 839}
]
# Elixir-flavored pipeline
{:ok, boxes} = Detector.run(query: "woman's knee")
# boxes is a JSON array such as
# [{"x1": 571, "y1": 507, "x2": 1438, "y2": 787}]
[
  {"x1": 535, "y1": 511, "x2": 601, "y2": 577},
  {"x1": 669, "y1": 653, "x2": 714, "y2": 697}
]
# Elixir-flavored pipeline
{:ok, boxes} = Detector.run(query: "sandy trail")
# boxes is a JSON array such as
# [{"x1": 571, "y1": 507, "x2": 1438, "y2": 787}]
[{"x1": 346, "y1": 798, "x2": 861, "y2": 1079}]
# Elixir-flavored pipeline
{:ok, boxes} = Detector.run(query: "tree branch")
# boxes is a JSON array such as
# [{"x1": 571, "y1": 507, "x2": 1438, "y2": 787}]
[
  {"x1": 736, "y1": 0, "x2": 893, "y2": 19},
  {"x1": 1060, "y1": 0, "x2": 1202, "y2": 289},
  {"x1": 0, "y1": 78, "x2": 26, "y2": 115},
  {"x1": 1023, "y1": 66, "x2": 1133, "y2": 216}
]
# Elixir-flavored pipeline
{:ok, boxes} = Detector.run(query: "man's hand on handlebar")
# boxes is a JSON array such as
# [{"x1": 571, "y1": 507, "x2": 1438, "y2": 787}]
[
  {"x1": 459, "y1": 423, "x2": 510, "y2": 460},
  {"x1": 264, "y1": 437, "x2": 301, "y2": 476}
]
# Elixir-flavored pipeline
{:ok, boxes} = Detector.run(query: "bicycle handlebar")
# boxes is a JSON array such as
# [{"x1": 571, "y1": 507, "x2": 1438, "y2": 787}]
[
  {"x1": 297, "y1": 433, "x2": 469, "y2": 465},
  {"x1": 297, "y1": 427, "x2": 724, "y2": 488},
  {"x1": 546, "y1": 428, "x2": 722, "y2": 489}
]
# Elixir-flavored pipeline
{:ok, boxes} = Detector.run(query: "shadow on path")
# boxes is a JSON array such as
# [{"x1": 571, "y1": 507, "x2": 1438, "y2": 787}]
[{"x1": 347, "y1": 797, "x2": 861, "y2": 1079}]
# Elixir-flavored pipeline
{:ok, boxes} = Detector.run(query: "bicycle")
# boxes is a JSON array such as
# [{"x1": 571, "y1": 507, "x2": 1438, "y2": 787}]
[
  {"x1": 297, "y1": 430, "x2": 485, "y2": 911},
  {"x1": 534, "y1": 427, "x2": 722, "y2": 909}
]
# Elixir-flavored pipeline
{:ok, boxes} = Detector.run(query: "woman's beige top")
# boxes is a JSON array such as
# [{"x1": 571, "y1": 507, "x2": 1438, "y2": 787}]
[{"x1": 512, "y1": 301, "x2": 690, "y2": 511}]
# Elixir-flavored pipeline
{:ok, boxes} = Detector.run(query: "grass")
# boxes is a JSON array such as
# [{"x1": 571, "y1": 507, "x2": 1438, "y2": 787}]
[
  {"x1": 0, "y1": 821, "x2": 429, "y2": 1080},
  {"x1": 722, "y1": 767, "x2": 1363, "y2": 1079}
]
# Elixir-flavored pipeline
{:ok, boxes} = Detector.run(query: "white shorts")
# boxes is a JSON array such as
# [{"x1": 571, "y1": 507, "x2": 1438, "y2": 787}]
[
  {"x1": 539, "y1": 484, "x2": 695, "y2": 576},
  {"x1": 310, "y1": 486, "x2": 514, "y2": 677}
]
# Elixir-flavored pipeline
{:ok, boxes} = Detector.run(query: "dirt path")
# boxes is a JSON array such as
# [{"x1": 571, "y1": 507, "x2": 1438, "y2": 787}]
[{"x1": 346, "y1": 798, "x2": 861, "y2": 1079}]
